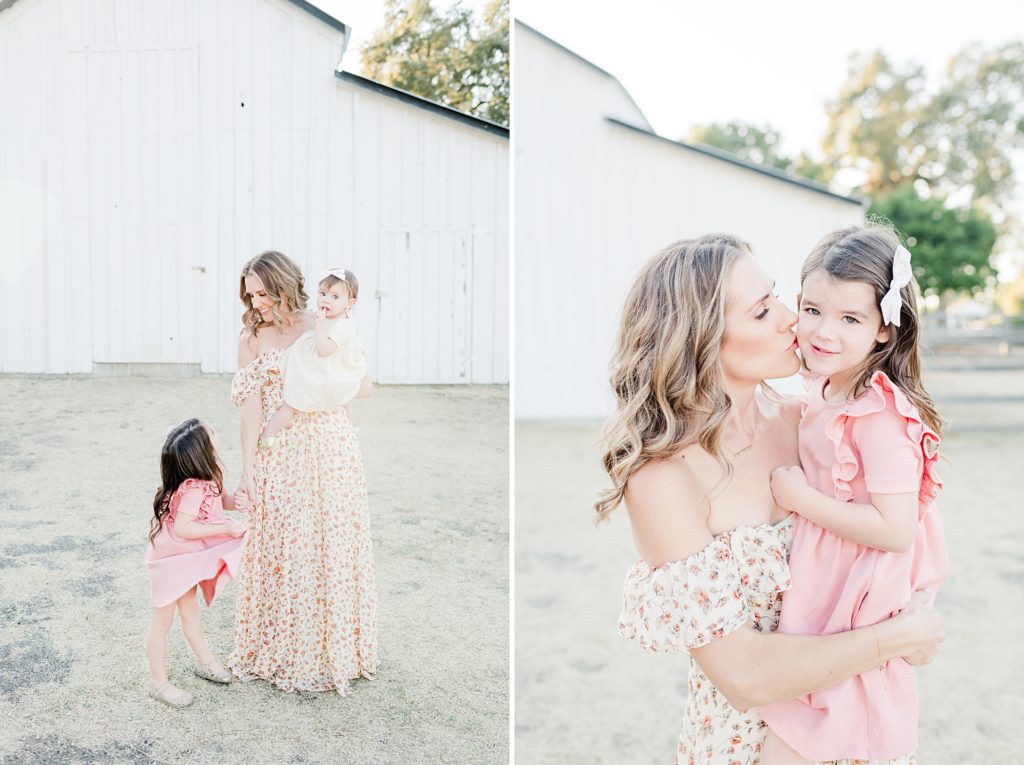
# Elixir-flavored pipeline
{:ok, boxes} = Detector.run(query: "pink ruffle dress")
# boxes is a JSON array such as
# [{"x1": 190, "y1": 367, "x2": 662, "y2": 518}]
[
  {"x1": 758, "y1": 371, "x2": 949, "y2": 761},
  {"x1": 145, "y1": 478, "x2": 247, "y2": 608}
]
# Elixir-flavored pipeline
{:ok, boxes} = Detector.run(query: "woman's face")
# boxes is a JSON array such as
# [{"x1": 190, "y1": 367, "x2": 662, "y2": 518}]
[
  {"x1": 244, "y1": 273, "x2": 278, "y2": 321},
  {"x1": 720, "y1": 255, "x2": 800, "y2": 384}
]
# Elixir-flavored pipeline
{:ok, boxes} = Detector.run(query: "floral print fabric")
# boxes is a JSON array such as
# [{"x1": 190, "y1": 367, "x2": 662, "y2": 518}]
[
  {"x1": 619, "y1": 517, "x2": 917, "y2": 765},
  {"x1": 227, "y1": 347, "x2": 379, "y2": 694}
]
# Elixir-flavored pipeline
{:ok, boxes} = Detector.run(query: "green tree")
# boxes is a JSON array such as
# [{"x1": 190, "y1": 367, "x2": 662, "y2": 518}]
[
  {"x1": 869, "y1": 184, "x2": 997, "y2": 298},
  {"x1": 822, "y1": 44, "x2": 1024, "y2": 214},
  {"x1": 687, "y1": 121, "x2": 793, "y2": 170},
  {"x1": 361, "y1": 0, "x2": 509, "y2": 126}
]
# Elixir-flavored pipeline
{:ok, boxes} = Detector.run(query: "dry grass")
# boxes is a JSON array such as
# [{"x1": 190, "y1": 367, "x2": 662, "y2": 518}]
[
  {"x1": 0, "y1": 378, "x2": 508, "y2": 764},
  {"x1": 515, "y1": 361, "x2": 1024, "y2": 764}
]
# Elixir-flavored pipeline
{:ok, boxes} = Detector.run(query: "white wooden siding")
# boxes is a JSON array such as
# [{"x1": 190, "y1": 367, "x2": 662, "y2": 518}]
[
  {"x1": 0, "y1": 0, "x2": 509, "y2": 383},
  {"x1": 515, "y1": 23, "x2": 864, "y2": 419}
]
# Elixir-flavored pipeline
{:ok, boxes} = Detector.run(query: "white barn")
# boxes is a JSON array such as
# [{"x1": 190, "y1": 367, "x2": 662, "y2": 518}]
[
  {"x1": 515, "y1": 22, "x2": 866, "y2": 419},
  {"x1": 0, "y1": 0, "x2": 509, "y2": 384}
]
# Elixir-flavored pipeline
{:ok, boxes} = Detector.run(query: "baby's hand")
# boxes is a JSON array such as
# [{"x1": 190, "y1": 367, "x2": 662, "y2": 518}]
[
  {"x1": 314, "y1": 306, "x2": 329, "y2": 327},
  {"x1": 769, "y1": 465, "x2": 809, "y2": 512}
]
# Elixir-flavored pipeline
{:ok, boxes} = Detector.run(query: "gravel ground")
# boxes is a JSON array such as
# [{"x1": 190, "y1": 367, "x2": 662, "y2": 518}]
[
  {"x1": 0, "y1": 378, "x2": 509, "y2": 765},
  {"x1": 515, "y1": 360, "x2": 1024, "y2": 764}
]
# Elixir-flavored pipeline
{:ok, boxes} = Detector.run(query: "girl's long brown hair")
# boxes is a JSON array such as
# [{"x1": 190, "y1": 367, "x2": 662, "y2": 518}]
[
  {"x1": 595, "y1": 234, "x2": 753, "y2": 523},
  {"x1": 800, "y1": 222, "x2": 943, "y2": 436},
  {"x1": 239, "y1": 250, "x2": 309, "y2": 336},
  {"x1": 150, "y1": 419, "x2": 223, "y2": 544}
]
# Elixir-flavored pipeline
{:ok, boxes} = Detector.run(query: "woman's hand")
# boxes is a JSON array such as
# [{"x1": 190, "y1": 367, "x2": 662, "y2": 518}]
[
  {"x1": 895, "y1": 590, "x2": 945, "y2": 667},
  {"x1": 769, "y1": 465, "x2": 810, "y2": 512},
  {"x1": 232, "y1": 488, "x2": 252, "y2": 512}
]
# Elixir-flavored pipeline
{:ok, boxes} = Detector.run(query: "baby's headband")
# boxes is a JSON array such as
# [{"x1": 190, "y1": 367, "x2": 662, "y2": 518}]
[
  {"x1": 879, "y1": 245, "x2": 913, "y2": 327},
  {"x1": 318, "y1": 267, "x2": 349, "y2": 284}
]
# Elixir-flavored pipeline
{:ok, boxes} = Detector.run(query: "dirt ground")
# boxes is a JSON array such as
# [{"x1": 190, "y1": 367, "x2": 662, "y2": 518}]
[
  {"x1": 515, "y1": 358, "x2": 1024, "y2": 764},
  {"x1": 0, "y1": 378, "x2": 508, "y2": 764}
]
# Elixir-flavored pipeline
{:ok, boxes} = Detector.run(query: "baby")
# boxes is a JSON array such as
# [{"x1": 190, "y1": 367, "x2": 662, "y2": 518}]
[{"x1": 261, "y1": 267, "x2": 367, "y2": 447}]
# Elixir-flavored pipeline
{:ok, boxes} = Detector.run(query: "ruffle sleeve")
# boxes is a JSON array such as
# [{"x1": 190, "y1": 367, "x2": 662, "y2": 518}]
[
  {"x1": 618, "y1": 538, "x2": 750, "y2": 653},
  {"x1": 170, "y1": 478, "x2": 217, "y2": 521},
  {"x1": 825, "y1": 370, "x2": 942, "y2": 511},
  {"x1": 230, "y1": 364, "x2": 262, "y2": 406}
]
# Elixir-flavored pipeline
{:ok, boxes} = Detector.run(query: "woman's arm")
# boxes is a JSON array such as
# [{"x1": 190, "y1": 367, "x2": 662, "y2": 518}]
[
  {"x1": 771, "y1": 466, "x2": 918, "y2": 553},
  {"x1": 692, "y1": 600, "x2": 940, "y2": 711},
  {"x1": 236, "y1": 333, "x2": 261, "y2": 498}
]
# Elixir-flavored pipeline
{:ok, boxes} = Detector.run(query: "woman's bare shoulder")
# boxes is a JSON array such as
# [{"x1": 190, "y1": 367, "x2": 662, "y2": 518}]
[
  {"x1": 625, "y1": 453, "x2": 714, "y2": 566},
  {"x1": 237, "y1": 329, "x2": 260, "y2": 366}
]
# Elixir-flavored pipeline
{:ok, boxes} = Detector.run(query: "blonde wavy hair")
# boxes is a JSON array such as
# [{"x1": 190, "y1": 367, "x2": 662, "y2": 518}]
[
  {"x1": 239, "y1": 251, "x2": 309, "y2": 336},
  {"x1": 595, "y1": 234, "x2": 756, "y2": 523},
  {"x1": 801, "y1": 222, "x2": 943, "y2": 436}
]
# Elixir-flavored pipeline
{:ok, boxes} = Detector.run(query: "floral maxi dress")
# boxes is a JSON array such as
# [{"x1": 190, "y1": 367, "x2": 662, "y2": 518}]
[
  {"x1": 228, "y1": 347, "x2": 379, "y2": 694},
  {"x1": 619, "y1": 517, "x2": 917, "y2": 765}
]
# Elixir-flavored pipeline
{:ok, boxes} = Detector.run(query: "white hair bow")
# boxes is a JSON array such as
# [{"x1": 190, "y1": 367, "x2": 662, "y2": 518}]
[
  {"x1": 318, "y1": 267, "x2": 348, "y2": 283},
  {"x1": 880, "y1": 245, "x2": 913, "y2": 327}
]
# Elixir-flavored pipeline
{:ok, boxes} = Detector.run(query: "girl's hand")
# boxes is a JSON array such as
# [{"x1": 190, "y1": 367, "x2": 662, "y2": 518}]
[
  {"x1": 233, "y1": 490, "x2": 252, "y2": 512},
  {"x1": 236, "y1": 474, "x2": 256, "y2": 505},
  {"x1": 314, "y1": 306, "x2": 329, "y2": 330},
  {"x1": 225, "y1": 518, "x2": 247, "y2": 538},
  {"x1": 769, "y1": 465, "x2": 810, "y2": 512}
]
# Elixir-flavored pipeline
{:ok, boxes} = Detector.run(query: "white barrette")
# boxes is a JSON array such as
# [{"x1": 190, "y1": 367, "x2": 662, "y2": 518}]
[
  {"x1": 880, "y1": 245, "x2": 913, "y2": 327},
  {"x1": 318, "y1": 267, "x2": 348, "y2": 283}
]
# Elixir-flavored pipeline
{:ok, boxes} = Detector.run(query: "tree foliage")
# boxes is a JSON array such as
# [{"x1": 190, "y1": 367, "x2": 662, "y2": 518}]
[
  {"x1": 869, "y1": 184, "x2": 997, "y2": 297},
  {"x1": 822, "y1": 44, "x2": 1024, "y2": 213},
  {"x1": 360, "y1": 0, "x2": 509, "y2": 126}
]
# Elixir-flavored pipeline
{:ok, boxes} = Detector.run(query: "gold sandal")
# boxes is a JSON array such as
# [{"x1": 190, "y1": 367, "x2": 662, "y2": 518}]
[
  {"x1": 148, "y1": 681, "x2": 194, "y2": 708},
  {"x1": 193, "y1": 661, "x2": 232, "y2": 684}
]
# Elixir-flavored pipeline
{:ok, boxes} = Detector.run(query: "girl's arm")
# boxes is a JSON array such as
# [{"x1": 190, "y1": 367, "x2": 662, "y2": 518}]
[
  {"x1": 171, "y1": 493, "x2": 246, "y2": 540},
  {"x1": 314, "y1": 310, "x2": 338, "y2": 357},
  {"x1": 771, "y1": 466, "x2": 917, "y2": 553}
]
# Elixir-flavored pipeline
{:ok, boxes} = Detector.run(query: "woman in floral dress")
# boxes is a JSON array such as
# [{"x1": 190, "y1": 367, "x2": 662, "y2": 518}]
[
  {"x1": 597, "y1": 235, "x2": 943, "y2": 764},
  {"x1": 227, "y1": 250, "x2": 378, "y2": 694}
]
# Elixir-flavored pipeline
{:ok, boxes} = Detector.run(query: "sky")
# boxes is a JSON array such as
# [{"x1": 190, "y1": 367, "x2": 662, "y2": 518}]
[{"x1": 513, "y1": 0, "x2": 1021, "y2": 158}]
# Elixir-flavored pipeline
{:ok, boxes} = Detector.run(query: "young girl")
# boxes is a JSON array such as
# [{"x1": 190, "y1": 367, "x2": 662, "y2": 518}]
[
  {"x1": 260, "y1": 267, "x2": 368, "y2": 447},
  {"x1": 145, "y1": 419, "x2": 250, "y2": 708},
  {"x1": 758, "y1": 224, "x2": 950, "y2": 763}
]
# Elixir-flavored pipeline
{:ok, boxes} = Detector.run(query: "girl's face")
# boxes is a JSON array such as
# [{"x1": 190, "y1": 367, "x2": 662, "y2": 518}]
[
  {"x1": 318, "y1": 281, "x2": 354, "y2": 318},
  {"x1": 797, "y1": 269, "x2": 889, "y2": 380},
  {"x1": 244, "y1": 274, "x2": 284, "y2": 321},
  {"x1": 720, "y1": 255, "x2": 800, "y2": 384}
]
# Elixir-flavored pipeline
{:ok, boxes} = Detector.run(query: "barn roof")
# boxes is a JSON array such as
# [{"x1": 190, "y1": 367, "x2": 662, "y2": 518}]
[
  {"x1": 520, "y1": 20, "x2": 866, "y2": 208},
  {"x1": 0, "y1": 0, "x2": 508, "y2": 137},
  {"x1": 516, "y1": 21, "x2": 653, "y2": 131},
  {"x1": 608, "y1": 118, "x2": 867, "y2": 207},
  {"x1": 337, "y1": 72, "x2": 509, "y2": 139},
  {"x1": 0, "y1": 0, "x2": 349, "y2": 33}
]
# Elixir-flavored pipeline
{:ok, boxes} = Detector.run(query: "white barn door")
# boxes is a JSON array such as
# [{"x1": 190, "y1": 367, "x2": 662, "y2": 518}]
[
  {"x1": 70, "y1": 44, "x2": 201, "y2": 365},
  {"x1": 375, "y1": 228, "x2": 472, "y2": 383}
]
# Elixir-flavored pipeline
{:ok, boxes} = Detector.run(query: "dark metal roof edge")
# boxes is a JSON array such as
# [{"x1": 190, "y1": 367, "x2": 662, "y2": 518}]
[
  {"x1": 285, "y1": 0, "x2": 348, "y2": 36},
  {"x1": 335, "y1": 71, "x2": 509, "y2": 138},
  {"x1": 606, "y1": 117, "x2": 867, "y2": 207}
]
